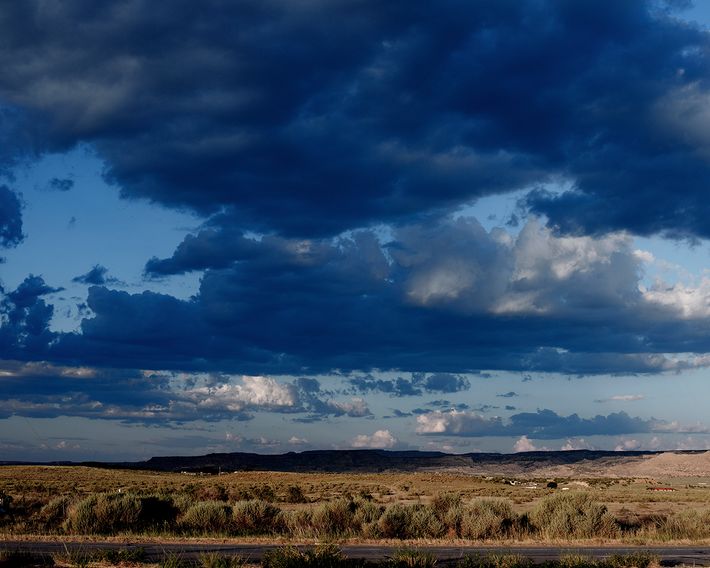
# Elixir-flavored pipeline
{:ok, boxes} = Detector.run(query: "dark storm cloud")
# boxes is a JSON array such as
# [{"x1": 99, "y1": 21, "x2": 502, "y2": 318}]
[
  {"x1": 509, "y1": 409, "x2": 651, "y2": 438},
  {"x1": 415, "y1": 408, "x2": 701, "y2": 438},
  {"x1": 144, "y1": 229, "x2": 339, "y2": 276},
  {"x1": 0, "y1": 275, "x2": 59, "y2": 360},
  {"x1": 497, "y1": 391, "x2": 518, "y2": 398},
  {"x1": 0, "y1": 361, "x2": 373, "y2": 423},
  {"x1": 72, "y1": 264, "x2": 117, "y2": 286},
  {"x1": 0, "y1": 1, "x2": 709, "y2": 238},
  {"x1": 57, "y1": 287, "x2": 215, "y2": 370},
  {"x1": 144, "y1": 229, "x2": 256, "y2": 275},
  {"x1": 6, "y1": 275, "x2": 62, "y2": 307},
  {"x1": 470, "y1": 404, "x2": 496, "y2": 412},
  {"x1": 0, "y1": 360, "x2": 178, "y2": 422},
  {"x1": 423, "y1": 373, "x2": 471, "y2": 393},
  {"x1": 426, "y1": 400, "x2": 471, "y2": 411},
  {"x1": 387, "y1": 409, "x2": 412, "y2": 418},
  {"x1": 349, "y1": 372, "x2": 470, "y2": 397},
  {"x1": 350, "y1": 376, "x2": 423, "y2": 397},
  {"x1": 10, "y1": 216, "x2": 710, "y2": 376},
  {"x1": 47, "y1": 177, "x2": 73, "y2": 192},
  {"x1": 0, "y1": 185, "x2": 23, "y2": 248},
  {"x1": 0, "y1": 105, "x2": 43, "y2": 179}
]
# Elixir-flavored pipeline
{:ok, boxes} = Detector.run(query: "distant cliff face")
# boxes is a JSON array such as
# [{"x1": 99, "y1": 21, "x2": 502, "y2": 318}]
[
  {"x1": 8, "y1": 448, "x2": 707, "y2": 477},
  {"x1": 140, "y1": 448, "x2": 679, "y2": 477},
  {"x1": 143, "y1": 449, "x2": 472, "y2": 473}
]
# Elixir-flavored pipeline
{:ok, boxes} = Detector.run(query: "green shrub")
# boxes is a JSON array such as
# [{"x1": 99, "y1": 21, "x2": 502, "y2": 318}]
[
  {"x1": 379, "y1": 504, "x2": 415, "y2": 539},
  {"x1": 37, "y1": 495, "x2": 72, "y2": 529},
  {"x1": 556, "y1": 554, "x2": 597, "y2": 568},
  {"x1": 387, "y1": 549, "x2": 437, "y2": 568},
  {"x1": 652, "y1": 509, "x2": 710, "y2": 540},
  {"x1": 458, "y1": 554, "x2": 533, "y2": 568},
  {"x1": 199, "y1": 552, "x2": 247, "y2": 568},
  {"x1": 229, "y1": 488, "x2": 254, "y2": 502},
  {"x1": 140, "y1": 495, "x2": 179, "y2": 529},
  {"x1": 276, "y1": 508, "x2": 312, "y2": 537},
  {"x1": 354, "y1": 500, "x2": 384, "y2": 538},
  {"x1": 52, "y1": 547, "x2": 92, "y2": 568},
  {"x1": 262, "y1": 545, "x2": 363, "y2": 568},
  {"x1": 52, "y1": 546, "x2": 146, "y2": 566},
  {"x1": 530, "y1": 492, "x2": 618, "y2": 539},
  {"x1": 252, "y1": 485, "x2": 277, "y2": 502},
  {"x1": 459, "y1": 499, "x2": 515, "y2": 540},
  {"x1": 285, "y1": 485, "x2": 308, "y2": 503},
  {"x1": 64, "y1": 492, "x2": 142, "y2": 534},
  {"x1": 359, "y1": 490, "x2": 374, "y2": 501},
  {"x1": 430, "y1": 492, "x2": 462, "y2": 518},
  {"x1": 63, "y1": 492, "x2": 177, "y2": 535},
  {"x1": 603, "y1": 553, "x2": 658, "y2": 568},
  {"x1": 181, "y1": 500, "x2": 233, "y2": 534},
  {"x1": 311, "y1": 498, "x2": 357, "y2": 536},
  {"x1": 97, "y1": 547, "x2": 147, "y2": 563},
  {"x1": 431, "y1": 493, "x2": 463, "y2": 535},
  {"x1": 361, "y1": 519, "x2": 382, "y2": 539},
  {"x1": 197, "y1": 484, "x2": 229, "y2": 502},
  {"x1": 232, "y1": 499, "x2": 280, "y2": 534},
  {"x1": 353, "y1": 500, "x2": 383, "y2": 524},
  {"x1": 377, "y1": 504, "x2": 444, "y2": 539},
  {"x1": 160, "y1": 553, "x2": 191, "y2": 568},
  {"x1": 409, "y1": 505, "x2": 445, "y2": 538},
  {"x1": 171, "y1": 493, "x2": 195, "y2": 515},
  {"x1": 440, "y1": 504, "x2": 461, "y2": 534}
]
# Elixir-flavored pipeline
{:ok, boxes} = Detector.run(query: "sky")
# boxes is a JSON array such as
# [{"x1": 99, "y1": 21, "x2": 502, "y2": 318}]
[{"x1": 4, "y1": 1, "x2": 710, "y2": 461}]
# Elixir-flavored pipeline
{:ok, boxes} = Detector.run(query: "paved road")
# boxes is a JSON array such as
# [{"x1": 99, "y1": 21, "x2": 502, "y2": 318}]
[{"x1": 3, "y1": 541, "x2": 710, "y2": 565}]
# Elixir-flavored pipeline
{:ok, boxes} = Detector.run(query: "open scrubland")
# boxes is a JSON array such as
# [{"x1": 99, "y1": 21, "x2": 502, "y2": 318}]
[{"x1": 2, "y1": 466, "x2": 710, "y2": 545}]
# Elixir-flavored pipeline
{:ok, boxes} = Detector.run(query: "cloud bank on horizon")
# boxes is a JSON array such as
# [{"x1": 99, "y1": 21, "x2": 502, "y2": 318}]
[{"x1": 2, "y1": 0, "x2": 710, "y2": 457}]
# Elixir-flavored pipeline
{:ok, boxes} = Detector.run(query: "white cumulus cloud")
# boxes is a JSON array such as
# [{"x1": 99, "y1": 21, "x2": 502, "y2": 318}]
[
  {"x1": 416, "y1": 409, "x2": 500, "y2": 435},
  {"x1": 513, "y1": 436, "x2": 537, "y2": 452},
  {"x1": 561, "y1": 438, "x2": 593, "y2": 451},
  {"x1": 327, "y1": 397, "x2": 372, "y2": 417},
  {"x1": 351, "y1": 429, "x2": 398, "y2": 449},
  {"x1": 595, "y1": 394, "x2": 646, "y2": 403},
  {"x1": 189, "y1": 375, "x2": 299, "y2": 412},
  {"x1": 610, "y1": 395, "x2": 645, "y2": 401}
]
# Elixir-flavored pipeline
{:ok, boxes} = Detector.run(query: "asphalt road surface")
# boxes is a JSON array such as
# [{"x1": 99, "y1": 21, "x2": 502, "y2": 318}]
[{"x1": 3, "y1": 542, "x2": 710, "y2": 565}]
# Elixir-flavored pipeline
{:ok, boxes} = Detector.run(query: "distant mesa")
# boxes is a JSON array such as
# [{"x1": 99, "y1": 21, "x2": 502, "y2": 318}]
[{"x1": 3, "y1": 448, "x2": 710, "y2": 478}]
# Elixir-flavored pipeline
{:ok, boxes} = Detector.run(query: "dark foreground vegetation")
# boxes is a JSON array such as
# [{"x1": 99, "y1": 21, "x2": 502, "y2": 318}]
[
  {"x1": 0, "y1": 545, "x2": 662, "y2": 568},
  {"x1": 2, "y1": 487, "x2": 710, "y2": 542}
]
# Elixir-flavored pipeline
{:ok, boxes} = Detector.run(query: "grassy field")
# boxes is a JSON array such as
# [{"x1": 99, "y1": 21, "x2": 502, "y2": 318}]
[{"x1": 2, "y1": 466, "x2": 710, "y2": 544}]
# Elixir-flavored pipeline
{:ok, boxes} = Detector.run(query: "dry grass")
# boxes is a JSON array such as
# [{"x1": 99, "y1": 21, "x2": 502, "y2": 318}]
[{"x1": 3, "y1": 466, "x2": 710, "y2": 544}]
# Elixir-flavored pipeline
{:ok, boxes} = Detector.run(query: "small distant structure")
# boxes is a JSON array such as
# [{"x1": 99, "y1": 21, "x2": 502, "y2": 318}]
[{"x1": 647, "y1": 487, "x2": 675, "y2": 491}]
